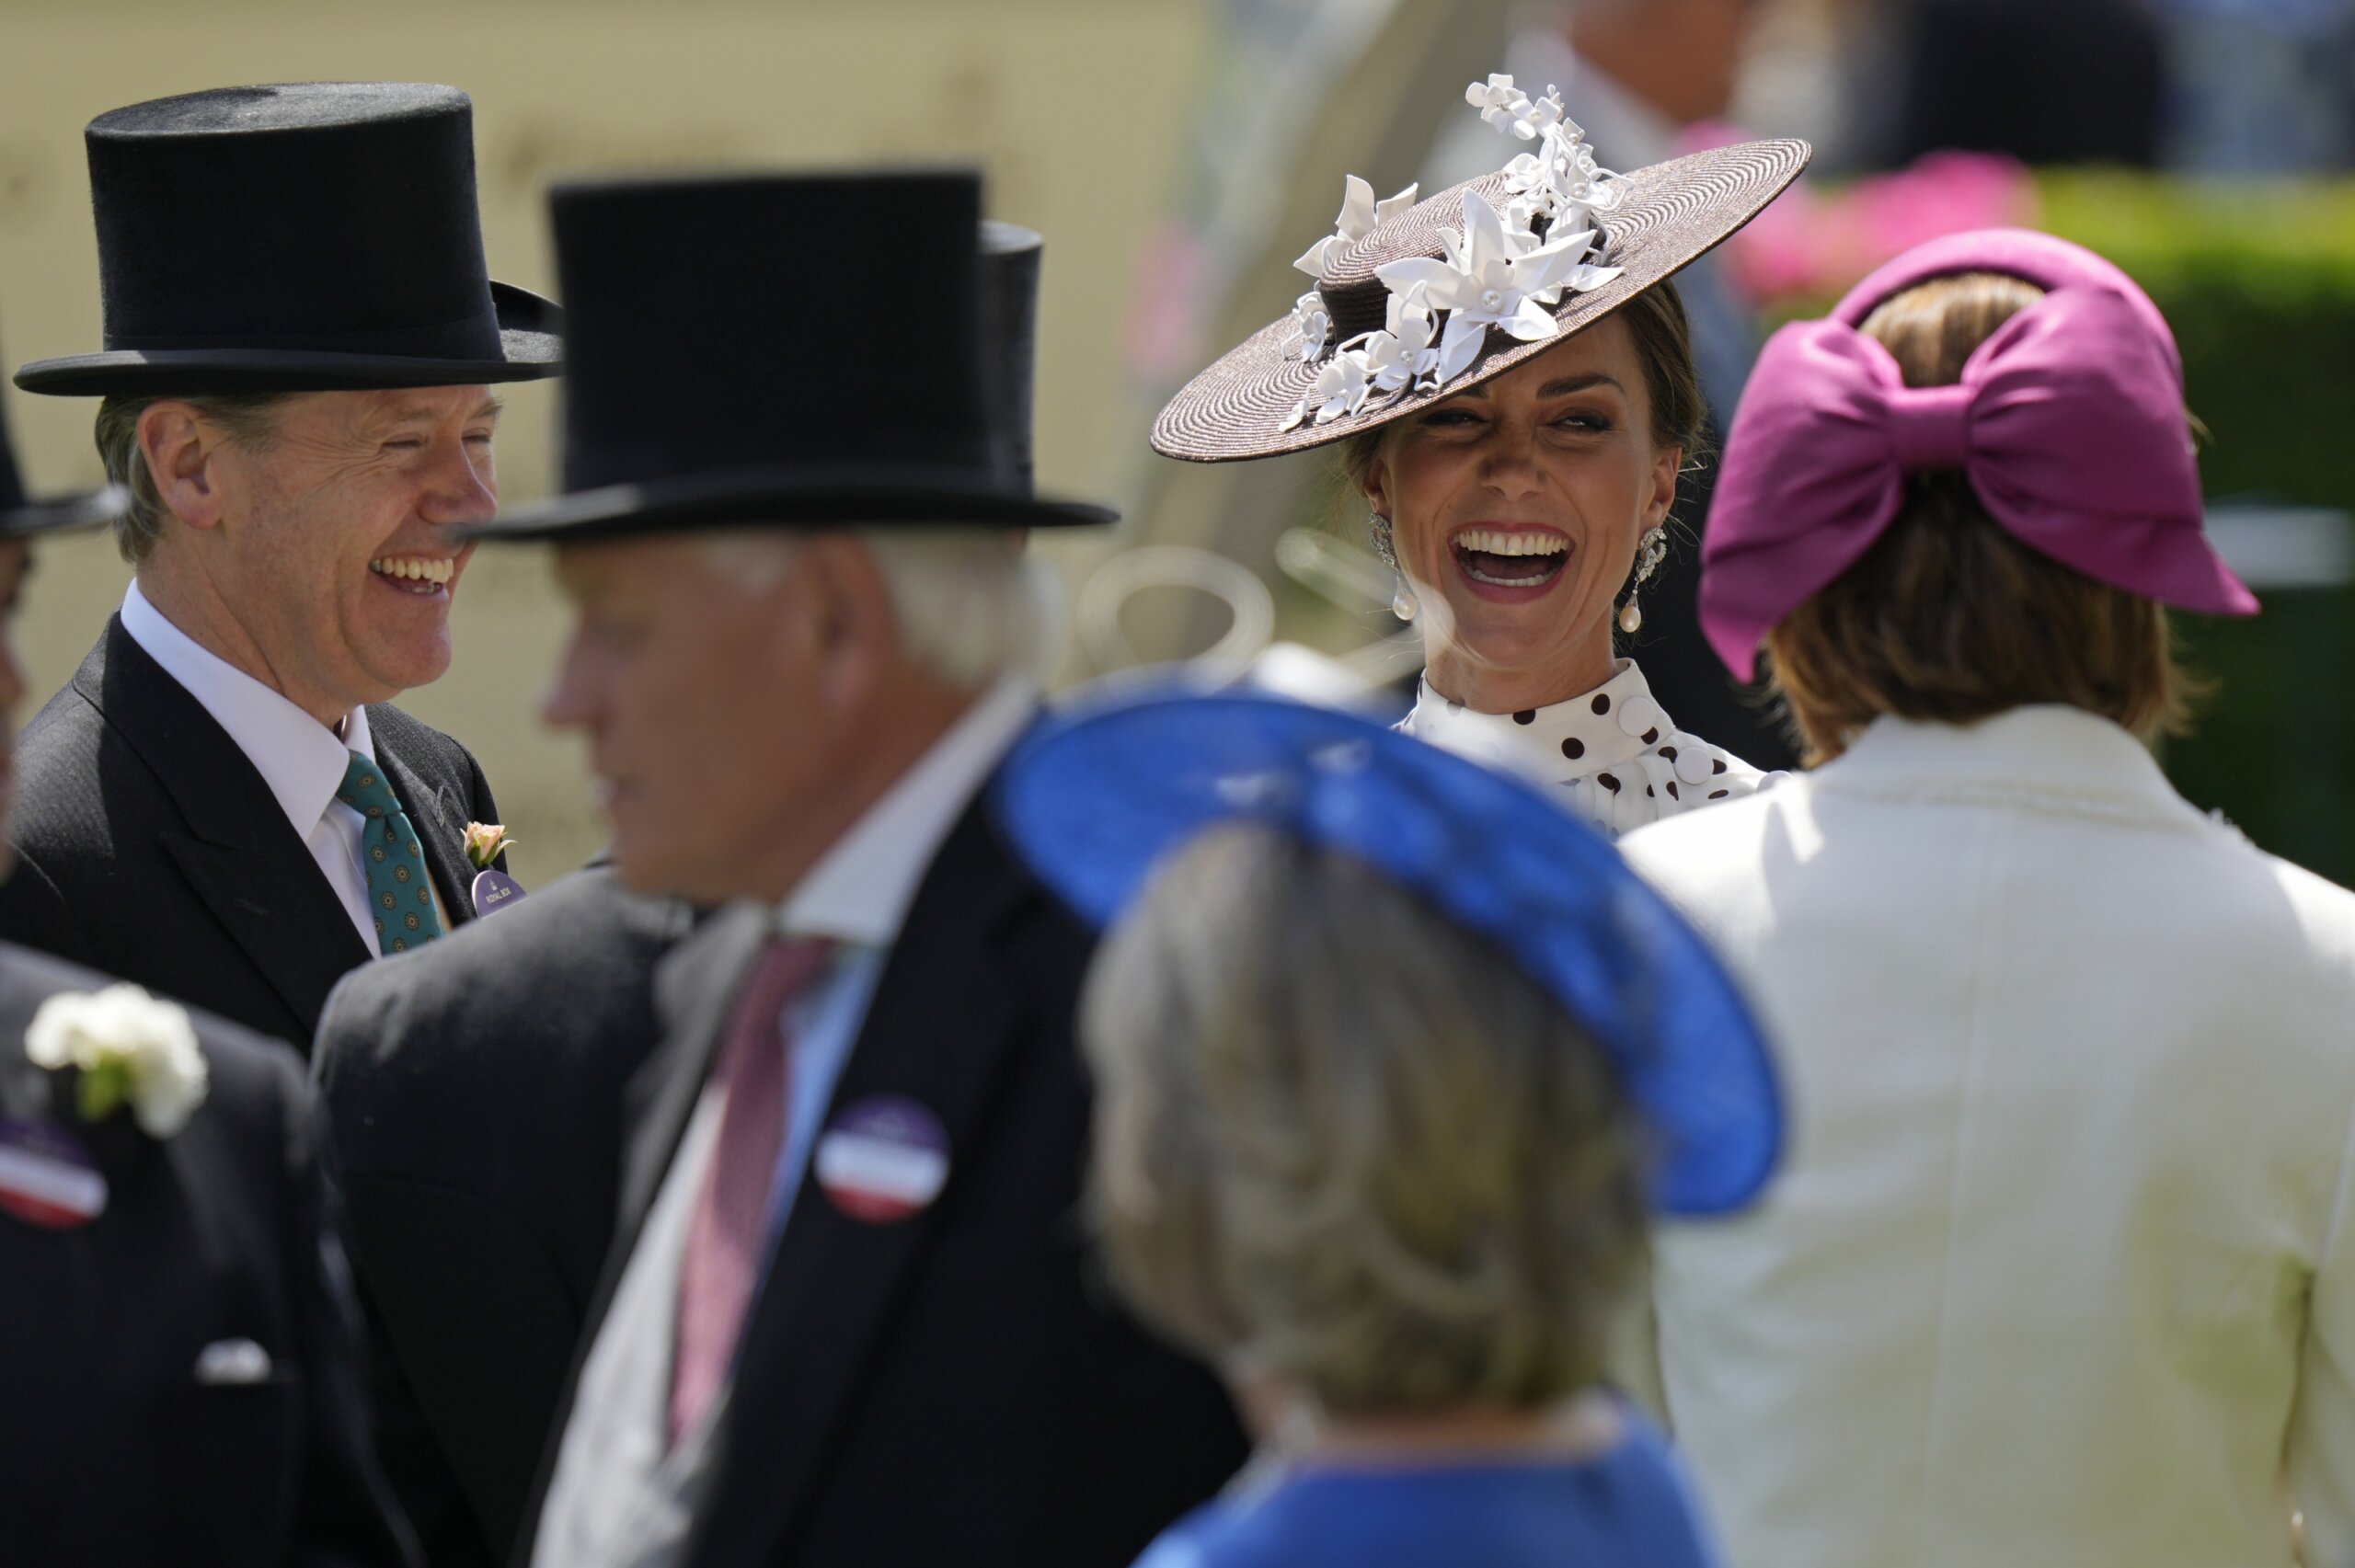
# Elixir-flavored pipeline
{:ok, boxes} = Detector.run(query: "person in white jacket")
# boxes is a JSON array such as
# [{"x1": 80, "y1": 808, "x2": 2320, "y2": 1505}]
[{"x1": 1617, "y1": 227, "x2": 2355, "y2": 1568}]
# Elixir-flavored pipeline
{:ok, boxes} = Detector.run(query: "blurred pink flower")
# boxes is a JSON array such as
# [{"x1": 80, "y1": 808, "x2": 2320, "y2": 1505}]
[
  {"x1": 1674, "y1": 122, "x2": 2040, "y2": 307},
  {"x1": 1125, "y1": 221, "x2": 1208, "y2": 379}
]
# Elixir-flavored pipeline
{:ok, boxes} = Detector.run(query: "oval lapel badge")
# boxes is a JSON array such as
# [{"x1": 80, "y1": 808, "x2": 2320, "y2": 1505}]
[
  {"x1": 0, "y1": 1116, "x2": 108, "y2": 1230},
  {"x1": 815, "y1": 1095, "x2": 949, "y2": 1224},
  {"x1": 471, "y1": 868, "x2": 528, "y2": 919}
]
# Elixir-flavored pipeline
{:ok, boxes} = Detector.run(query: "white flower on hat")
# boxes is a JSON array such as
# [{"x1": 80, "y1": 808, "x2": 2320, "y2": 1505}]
[
  {"x1": 1281, "y1": 345, "x2": 1378, "y2": 431},
  {"x1": 27, "y1": 983, "x2": 209, "y2": 1139},
  {"x1": 1360, "y1": 283, "x2": 1442, "y2": 398},
  {"x1": 1292, "y1": 174, "x2": 1419, "y2": 280},
  {"x1": 1285, "y1": 290, "x2": 1333, "y2": 361},
  {"x1": 1266, "y1": 69, "x2": 1636, "y2": 434},
  {"x1": 1377, "y1": 190, "x2": 1620, "y2": 383},
  {"x1": 1503, "y1": 120, "x2": 1625, "y2": 237},
  {"x1": 1466, "y1": 74, "x2": 1568, "y2": 141},
  {"x1": 1466, "y1": 74, "x2": 1522, "y2": 127}
]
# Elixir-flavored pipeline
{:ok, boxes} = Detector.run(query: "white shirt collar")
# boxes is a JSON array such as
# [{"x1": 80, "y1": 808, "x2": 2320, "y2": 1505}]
[
  {"x1": 775, "y1": 674, "x2": 1040, "y2": 949},
  {"x1": 1822, "y1": 705, "x2": 2195, "y2": 816},
  {"x1": 120, "y1": 578, "x2": 373, "y2": 840}
]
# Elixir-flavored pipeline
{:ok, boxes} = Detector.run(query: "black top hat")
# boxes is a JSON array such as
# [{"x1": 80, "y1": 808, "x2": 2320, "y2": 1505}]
[
  {"x1": 14, "y1": 82, "x2": 562, "y2": 397},
  {"x1": 470, "y1": 170, "x2": 1113, "y2": 542},
  {"x1": 0, "y1": 372, "x2": 122, "y2": 538}
]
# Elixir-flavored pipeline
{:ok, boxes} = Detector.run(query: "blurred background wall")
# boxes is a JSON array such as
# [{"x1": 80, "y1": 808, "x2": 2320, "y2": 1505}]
[
  {"x1": 5, "y1": 0, "x2": 2353, "y2": 885},
  {"x1": 0, "y1": 0, "x2": 1222, "y2": 885}
]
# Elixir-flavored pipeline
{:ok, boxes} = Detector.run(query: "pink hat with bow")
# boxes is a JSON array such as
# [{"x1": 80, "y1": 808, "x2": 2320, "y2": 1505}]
[{"x1": 1697, "y1": 228, "x2": 2257, "y2": 681}]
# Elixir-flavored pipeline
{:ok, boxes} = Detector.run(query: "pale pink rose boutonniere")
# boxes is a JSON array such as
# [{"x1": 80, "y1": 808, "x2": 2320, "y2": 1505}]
[
  {"x1": 463, "y1": 821, "x2": 528, "y2": 919},
  {"x1": 26, "y1": 983, "x2": 208, "y2": 1138},
  {"x1": 464, "y1": 821, "x2": 515, "y2": 870}
]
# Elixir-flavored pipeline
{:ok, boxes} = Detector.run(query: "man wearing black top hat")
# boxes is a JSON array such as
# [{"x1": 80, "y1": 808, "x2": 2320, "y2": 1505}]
[
  {"x1": 0, "y1": 83, "x2": 556, "y2": 1049},
  {"x1": 310, "y1": 221, "x2": 1085, "y2": 1568},
  {"x1": 0, "y1": 390, "x2": 419, "y2": 1567},
  {"x1": 470, "y1": 171, "x2": 1246, "y2": 1568}
]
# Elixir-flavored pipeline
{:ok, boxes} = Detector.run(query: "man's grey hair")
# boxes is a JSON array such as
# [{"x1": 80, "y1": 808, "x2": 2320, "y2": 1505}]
[
  {"x1": 93, "y1": 393, "x2": 295, "y2": 563},
  {"x1": 701, "y1": 528, "x2": 1056, "y2": 689}
]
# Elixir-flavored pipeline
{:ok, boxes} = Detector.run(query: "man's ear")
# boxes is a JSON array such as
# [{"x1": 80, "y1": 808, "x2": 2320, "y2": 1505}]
[
  {"x1": 135, "y1": 402, "x2": 230, "y2": 532},
  {"x1": 790, "y1": 534, "x2": 897, "y2": 708}
]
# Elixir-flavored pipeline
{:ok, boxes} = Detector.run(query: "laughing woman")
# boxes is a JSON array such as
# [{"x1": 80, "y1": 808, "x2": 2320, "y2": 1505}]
[{"x1": 1154, "y1": 74, "x2": 1809, "y2": 836}]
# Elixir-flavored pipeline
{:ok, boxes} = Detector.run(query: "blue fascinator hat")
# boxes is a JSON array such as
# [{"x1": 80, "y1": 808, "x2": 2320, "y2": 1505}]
[{"x1": 993, "y1": 687, "x2": 1782, "y2": 1218}]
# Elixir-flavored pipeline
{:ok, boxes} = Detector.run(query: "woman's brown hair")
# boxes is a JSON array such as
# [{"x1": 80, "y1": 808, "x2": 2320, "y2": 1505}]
[{"x1": 1764, "y1": 271, "x2": 2199, "y2": 764}]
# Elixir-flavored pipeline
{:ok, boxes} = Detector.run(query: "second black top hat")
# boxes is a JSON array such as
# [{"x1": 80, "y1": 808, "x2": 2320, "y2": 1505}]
[
  {"x1": 474, "y1": 169, "x2": 1112, "y2": 541},
  {"x1": 15, "y1": 82, "x2": 562, "y2": 397}
]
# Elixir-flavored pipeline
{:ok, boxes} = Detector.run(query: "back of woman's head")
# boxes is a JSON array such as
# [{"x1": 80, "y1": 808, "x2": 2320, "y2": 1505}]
[
  {"x1": 1079, "y1": 822, "x2": 1648, "y2": 1416},
  {"x1": 1765, "y1": 270, "x2": 2196, "y2": 764}
]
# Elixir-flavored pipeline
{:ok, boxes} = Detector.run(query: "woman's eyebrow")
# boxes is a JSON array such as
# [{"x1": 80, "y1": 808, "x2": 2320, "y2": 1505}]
[{"x1": 1539, "y1": 373, "x2": 1624, "y2": 397}]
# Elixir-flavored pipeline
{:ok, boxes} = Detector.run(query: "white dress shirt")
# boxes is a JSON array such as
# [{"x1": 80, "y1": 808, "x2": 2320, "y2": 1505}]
[
  {"x1": 1619, "y1": 705, "x2": 2355, "y2": 1568},
  {"x1": 120, "y1": 580, "x2": 382, "y2": 951},
  {"x1": 530, "y1": 674, "x2": 1041, "y2": 1568}
]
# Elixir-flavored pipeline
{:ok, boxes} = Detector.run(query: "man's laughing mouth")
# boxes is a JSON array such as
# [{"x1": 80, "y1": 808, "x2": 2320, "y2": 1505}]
[{"x1": 370, "y1": 556, "x2": 455, "y2": 596}]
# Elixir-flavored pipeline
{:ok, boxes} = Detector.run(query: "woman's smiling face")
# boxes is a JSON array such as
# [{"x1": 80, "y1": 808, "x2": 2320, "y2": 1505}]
[{"x1": 1362, "y1": 316, "x2": 1680, "y2": 715}]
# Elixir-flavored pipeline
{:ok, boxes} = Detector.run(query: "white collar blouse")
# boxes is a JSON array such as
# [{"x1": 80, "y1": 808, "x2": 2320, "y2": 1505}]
[{"x1": 1396, "y1": 658, "x2": 1778, "y2": 839}]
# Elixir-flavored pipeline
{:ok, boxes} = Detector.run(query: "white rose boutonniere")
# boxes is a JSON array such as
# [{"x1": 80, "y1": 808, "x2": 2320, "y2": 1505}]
[{"x1": 25, "y1": 984, "x2": 208, "y2": 1138}]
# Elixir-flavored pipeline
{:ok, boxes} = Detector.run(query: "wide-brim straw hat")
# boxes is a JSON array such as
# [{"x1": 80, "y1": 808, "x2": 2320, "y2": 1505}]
[{"x1": 1154, "y1": 138, "x2": 1810, "y2": 463}]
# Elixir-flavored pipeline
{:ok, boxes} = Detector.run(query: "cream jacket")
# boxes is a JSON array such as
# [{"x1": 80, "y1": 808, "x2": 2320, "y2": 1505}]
[{"x1": 1618, "y1": 705, "x2": 2355, "y2": 1568}]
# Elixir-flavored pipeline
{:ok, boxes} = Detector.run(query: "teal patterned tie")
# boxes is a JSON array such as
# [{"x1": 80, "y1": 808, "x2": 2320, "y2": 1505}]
[{"x1": 338, "y1": 750, "x2": 445, "y2": 956}]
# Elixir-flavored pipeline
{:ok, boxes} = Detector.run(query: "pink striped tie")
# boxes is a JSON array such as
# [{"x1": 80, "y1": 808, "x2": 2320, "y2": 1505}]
[{"x1": 669, "y1": 935, "x2": 835, "y2": 1447}]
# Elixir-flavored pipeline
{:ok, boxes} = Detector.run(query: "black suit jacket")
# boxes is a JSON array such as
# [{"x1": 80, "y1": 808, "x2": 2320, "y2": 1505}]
[
  {"x1": 315, "y1": 865, "x2": 695, "y2": 1568},
  {"x1": 520, "y1": 796, "x2": 1248, "y2": 1568},
  {"x1": 0, "y1": 615, "x2": 505, "y2": 1049},
  {"x1": 0, "y1": 940, "x2": 417, "y2": 1568}
]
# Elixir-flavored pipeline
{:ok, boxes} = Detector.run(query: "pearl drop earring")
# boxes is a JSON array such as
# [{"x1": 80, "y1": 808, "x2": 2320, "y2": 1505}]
[
  {"x1": 1619, "y1": 524, "x2": 1669, "y2": 635},
  {"x1": 1373, "y1": 512, "x2": 1418, "y2": 622}
]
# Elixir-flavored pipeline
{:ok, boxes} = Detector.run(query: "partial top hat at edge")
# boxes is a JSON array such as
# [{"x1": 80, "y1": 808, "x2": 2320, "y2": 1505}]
[
  {"x1": 15, "y1": 82, "x2": 562, "y2": 398},
  {"x1": 0, "y1": 419, "x2": 122, "y2": 541},
  {"x1": 0, "y1": 342, "x2": 122, "y2": 537},
  {"x1": 469, "y1": 169, "x2": 1114, "y2": 543}
]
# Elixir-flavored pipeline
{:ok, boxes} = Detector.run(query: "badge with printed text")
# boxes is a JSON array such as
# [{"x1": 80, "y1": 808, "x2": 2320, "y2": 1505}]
[
  {"x1": 471, "y1": 868, "x2": 527, "y2": 918},
  {"x1": 464, "y1": 822, "x2": 526, "y2": 918},
  {"x1": 0, "y1": 1116, "x2": 108, "y2": 1230},
  {"x1": 815, "y1": 1096, "x2": 950, "y2": 1224}
]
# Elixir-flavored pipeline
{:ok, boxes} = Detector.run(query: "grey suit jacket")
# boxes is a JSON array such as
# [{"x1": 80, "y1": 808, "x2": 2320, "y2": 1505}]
[{"x1": 315, "y1": 865, "x2": 697, "y2": 1568}]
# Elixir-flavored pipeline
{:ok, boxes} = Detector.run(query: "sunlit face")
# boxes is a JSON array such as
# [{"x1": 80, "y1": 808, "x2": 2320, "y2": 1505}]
[
  {"x1": 541, "y1": 534, "x2": 844, "y2": 904},
  {"x1": 1362, "y1": 319, "x2": 1678, "y2": 709},
  {"x1": 0, "y1": 539, "x2": 32, "y2": 879},
  {"x1": 184, "y1": 384, "x2": 500, "y2": 712}
]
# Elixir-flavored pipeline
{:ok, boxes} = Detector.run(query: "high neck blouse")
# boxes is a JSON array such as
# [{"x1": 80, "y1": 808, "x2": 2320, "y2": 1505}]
[{"x1": 1397, "y1": 658, "x2": 1777, "y2": 839}]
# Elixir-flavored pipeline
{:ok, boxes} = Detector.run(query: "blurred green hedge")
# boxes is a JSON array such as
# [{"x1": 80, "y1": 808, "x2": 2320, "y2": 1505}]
[
  {"x1": 2039, "y1": 174, "x2": 2355, "y2": 510},
  {"x1": 1755, "y1": 175, "x2": 2355, "y2": 878},
  {"x1": 2041, "y1": 176, "x2": 2355, "y2": 881},
  {"x1": 2033, "y1": 177, "x2": 2355, "y2": 879}
]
